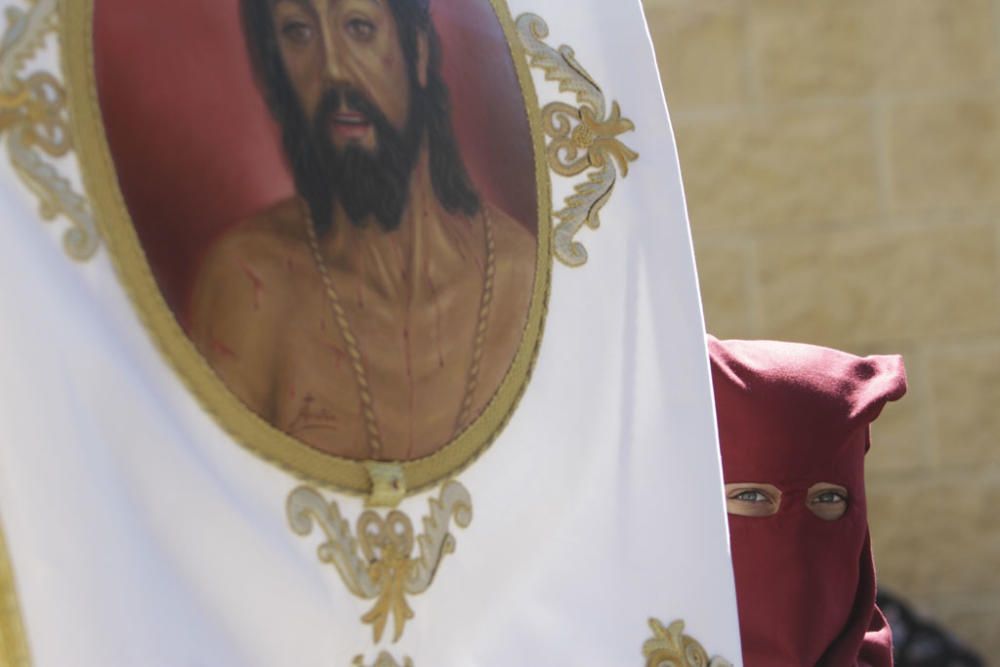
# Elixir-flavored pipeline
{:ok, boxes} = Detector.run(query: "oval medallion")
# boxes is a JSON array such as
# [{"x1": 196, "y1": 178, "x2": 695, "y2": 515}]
[{"x1": 65, "y1": 0, "x2": 550, "y2": 495}]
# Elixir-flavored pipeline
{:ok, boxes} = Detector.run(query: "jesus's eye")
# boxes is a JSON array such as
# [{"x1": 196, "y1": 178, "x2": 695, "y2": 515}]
[
  {"x1": 281, "y1": 19, "x2": 315, "y2": 45},
  {"x1": 345, "y1": 17, "x2": 376, "y2": 42}
]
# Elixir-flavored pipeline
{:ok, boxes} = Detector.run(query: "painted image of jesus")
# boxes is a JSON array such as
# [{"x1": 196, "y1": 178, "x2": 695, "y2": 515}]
[{"x1": 189, "y1": 0, "x2": 537, "y2": 461}]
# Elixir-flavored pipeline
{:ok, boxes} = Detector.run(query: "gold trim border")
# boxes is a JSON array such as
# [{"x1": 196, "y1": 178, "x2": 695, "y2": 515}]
[
  {"x1": 61, "y1": 0, "x2": 552, "y2": 497},
  {"x1": 0, "y1": 516, "x2": 30, "y2": 667},
  {"x1": 643, "y1": 619, "x2": 732, "y2": 667}
]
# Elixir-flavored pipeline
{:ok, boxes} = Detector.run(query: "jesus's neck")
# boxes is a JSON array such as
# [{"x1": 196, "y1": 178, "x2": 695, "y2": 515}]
[{"x1": 318, "y1": 145, "x2": 483, "y2": 303}]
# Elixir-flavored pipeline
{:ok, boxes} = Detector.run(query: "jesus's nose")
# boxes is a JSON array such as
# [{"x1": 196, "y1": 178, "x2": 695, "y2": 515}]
[
  {"x1": 320, "y1": 23, "x2": 352, "y2": 87},
  {"x1": 326, "y1": 49, "x2": 347, "y2": 85},
  {"x1": 324, "y1": 46, "x2": 349, "y2": 85}
]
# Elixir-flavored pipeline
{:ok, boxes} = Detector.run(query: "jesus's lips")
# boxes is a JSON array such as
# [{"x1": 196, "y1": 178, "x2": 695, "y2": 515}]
[{"x1": 329, "y1": 111, "x2": 372, "y2": 141}]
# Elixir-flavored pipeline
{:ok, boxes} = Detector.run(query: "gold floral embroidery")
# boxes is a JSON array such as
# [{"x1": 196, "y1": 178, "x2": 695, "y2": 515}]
[
  {"x1": 352, "y1": 652, "x2": 414, "y2": 667},
  {"x1": 516, "y1": 12, "x2": 638, "y2": 267},
  {"x1": 0, "y1": 517, "x2": 29, "y2": 667},
  {"x1": 287, "y1": 480, "x2": 472, "y2": 643},
  {"x1": 643, "y1": 619, "x2": 733, "y2": 667},
  {"x1": 1, "y1": 0, "x2": 98, "y2": 260}
]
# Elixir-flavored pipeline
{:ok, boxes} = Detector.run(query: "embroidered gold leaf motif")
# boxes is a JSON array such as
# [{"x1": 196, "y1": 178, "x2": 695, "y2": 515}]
[
  {"x1": 0, "y1": 0, "x2": 98, "y2": 260},
  {"x1": 351, "y1": 652, "x2": 414, "y2": 667},
  {"x1": 516, "y1": 12, "x2": 638, "y2": 267},
  {"x1": 642, "y1": 619, "x2": 733, "y2": 667},
  {"x1": 288, "y1": 480, "x2": 472, "y2": 643},
  {"x1": 0, "y1": 515, "x2": 30, "y2": 667}
]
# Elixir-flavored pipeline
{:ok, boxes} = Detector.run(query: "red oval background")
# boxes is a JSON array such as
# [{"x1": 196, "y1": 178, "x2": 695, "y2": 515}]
[{"x1": 94, "y1": 0, "x2": 537, "y2": 324}]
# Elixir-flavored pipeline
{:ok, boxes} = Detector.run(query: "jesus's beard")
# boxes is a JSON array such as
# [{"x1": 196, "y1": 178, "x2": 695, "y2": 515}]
[{"x1": 310, "y1": 86, "x2": 424, "y2": 233}]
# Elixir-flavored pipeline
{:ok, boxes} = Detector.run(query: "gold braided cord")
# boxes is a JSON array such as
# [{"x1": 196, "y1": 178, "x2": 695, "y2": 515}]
[
  {"x1": 303, "y1": 202, "x2": 385, "y2": 457},
  {"x1": 0, "y1": 519, "x2": 30, "y2": 667},
  {"x1": 304, "y1": 203, "x2": 496, "y2": 457},
  {"x1": 454, "y1": 207, "x2": 495, "y2": 431}
]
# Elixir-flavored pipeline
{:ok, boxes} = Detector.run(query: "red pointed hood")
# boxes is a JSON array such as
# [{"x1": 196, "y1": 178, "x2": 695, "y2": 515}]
[{"x1": 709, "y1": 336, "x2": 905, "y2": 667}]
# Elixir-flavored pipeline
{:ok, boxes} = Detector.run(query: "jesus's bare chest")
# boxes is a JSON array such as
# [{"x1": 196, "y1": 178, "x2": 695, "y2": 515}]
[{"x1": 271, "y1": 269, "x2": 486, "y2": 460}]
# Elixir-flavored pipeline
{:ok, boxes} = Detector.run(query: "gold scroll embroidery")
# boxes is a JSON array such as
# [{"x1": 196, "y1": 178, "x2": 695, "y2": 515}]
[
  {"x1": 643, "y1": 618, "x2": 733, "y2": 667},
  {"x1": 352, "y1": 652, "x2": 414, "y2": 667},
  {"x1": 288, "y1": 480, "x2": 473, "y2": 643},
  {"x1": 1, "y1": 0, "x2": 98, "y2": 260},
  {"x1": 516, "y1": 12, "x2": 638, "y2": 267},
  {"x1": 0, "y1": 516, "x2": 30, "y2": 667}
]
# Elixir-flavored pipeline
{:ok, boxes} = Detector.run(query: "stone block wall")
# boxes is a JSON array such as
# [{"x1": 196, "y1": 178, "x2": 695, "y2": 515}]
[{"x1": 644, "y1": 0, "x2": 1000, "y2": 655}]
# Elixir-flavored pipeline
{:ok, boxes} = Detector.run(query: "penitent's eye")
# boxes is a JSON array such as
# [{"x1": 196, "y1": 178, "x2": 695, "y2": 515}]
[
  {"x1": 807, "y1": 483, "x2": 849, "y2": 521},
  {"x1": 345, "y1": 17, "x2": 376, "y2": 42},
  {"x1": 281, "y1": 19, "x2": 315, "y2": 45},
  {"x1": 725, "y1": 483, "x2": 781, "y2": 518}
]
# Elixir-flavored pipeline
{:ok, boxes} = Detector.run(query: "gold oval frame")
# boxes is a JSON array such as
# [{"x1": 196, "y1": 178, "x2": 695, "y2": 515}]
[{"x1": 61, "y1": 0, "x2": 551, "y2": 497}]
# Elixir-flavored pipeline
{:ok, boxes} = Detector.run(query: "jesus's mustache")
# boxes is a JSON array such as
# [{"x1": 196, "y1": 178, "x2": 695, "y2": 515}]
[{"x1": 311, "y1": 85, "x2": 424, "y2": 232}]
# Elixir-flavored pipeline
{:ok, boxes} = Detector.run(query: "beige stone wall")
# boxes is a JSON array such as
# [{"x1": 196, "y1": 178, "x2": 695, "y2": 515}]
[{"x1": 644, "y1": 0, "x2": 1000, "y2": 656}]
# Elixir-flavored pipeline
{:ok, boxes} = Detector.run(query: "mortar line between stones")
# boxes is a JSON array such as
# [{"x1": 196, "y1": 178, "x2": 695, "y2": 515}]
[
  {"x1": 913, "y1": 343, "x2": 940, "y2": 471},
  {"x1": 872, "y1": 94, "x2": 894, "y2": 222},
  {"x1": 990, "y1": 0, "x2": 1000, "y2": 92},
  {"x1": 992, "y1": 223, "x2": 1000, "y2": 339},
  {"x1": 742, "y1": 0, "x2": 761, "y2": 107},
  {"x1": 746, "y1": 238, "x2": 765, "y2": 338}
]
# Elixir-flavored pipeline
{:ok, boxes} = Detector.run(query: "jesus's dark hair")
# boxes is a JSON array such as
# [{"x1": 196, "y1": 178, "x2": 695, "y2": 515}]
[{"x1": 239, "y1": 0, "x2": 480, "y2": 233}]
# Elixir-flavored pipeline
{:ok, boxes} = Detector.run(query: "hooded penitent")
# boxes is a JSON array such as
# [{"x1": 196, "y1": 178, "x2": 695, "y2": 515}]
[{"x1": 708, "y1": 336, "x2": 907, "y2": 667}]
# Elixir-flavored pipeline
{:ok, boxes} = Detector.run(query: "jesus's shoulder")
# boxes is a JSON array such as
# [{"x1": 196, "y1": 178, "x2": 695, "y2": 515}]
[
  {"x1": 187, "y1": 197, "x2": 313, "y2": 415},
  {"x1": 189, "y1": 198, "x2": 310, "y2": 341},
  {"x1": 196, "y1": 198, "x2": 309, "y2": 293}
]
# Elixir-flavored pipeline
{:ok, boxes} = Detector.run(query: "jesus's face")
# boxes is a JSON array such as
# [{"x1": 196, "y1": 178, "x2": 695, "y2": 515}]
[
  {"x1": 269, "y1": 0, "x2": 430, "y2": 230},
  {"x1": 272, "y1": 0, "x2": 418, "y2": 153}
]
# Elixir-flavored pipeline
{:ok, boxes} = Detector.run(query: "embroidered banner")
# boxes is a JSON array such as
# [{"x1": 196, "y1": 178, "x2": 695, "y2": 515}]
[{"x1": 0, "y1": 0, "x2": 741, "y2": 664}]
